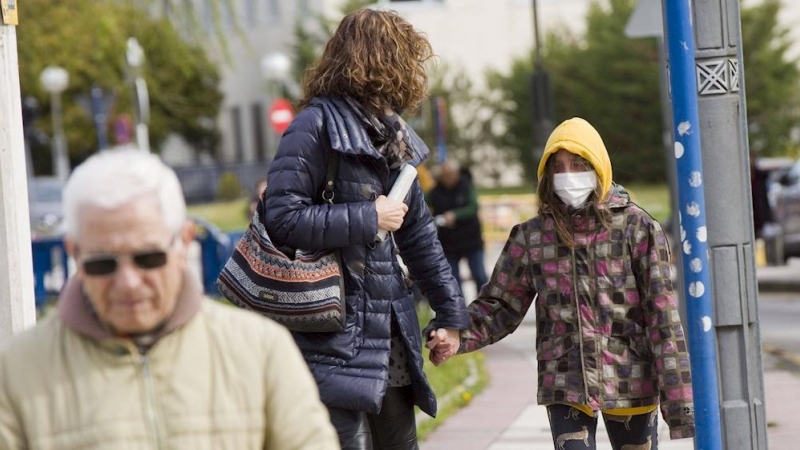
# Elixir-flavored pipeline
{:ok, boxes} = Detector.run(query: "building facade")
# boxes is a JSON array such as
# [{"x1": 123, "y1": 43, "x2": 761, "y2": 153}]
[{"x1": 176, "y1": 0, "x2": 536, "y2": 167}]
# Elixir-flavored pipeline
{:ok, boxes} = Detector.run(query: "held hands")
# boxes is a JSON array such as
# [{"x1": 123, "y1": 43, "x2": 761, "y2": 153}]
[
  {"x1": 426, "y1": 328, "x2": 461, "y2": 366},
  {"x1": 375, "y1": 195, "x2": 409, "y2": 232}
]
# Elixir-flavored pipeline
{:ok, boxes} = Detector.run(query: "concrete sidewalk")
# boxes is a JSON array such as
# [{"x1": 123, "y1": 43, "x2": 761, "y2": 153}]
[
  {"x1": 756, "y1": 258, "x2": 800, "y2": 293},
  {"x1": 421, "y1": 310, "x2": 800, "y2": 449}
]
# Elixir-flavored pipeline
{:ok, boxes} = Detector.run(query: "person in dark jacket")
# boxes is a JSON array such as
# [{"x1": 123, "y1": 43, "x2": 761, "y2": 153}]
[
  {"x1": 426, "y1": 159, "x2": 488, "y2": 293},
  {"x1": 428, "y1": 118, "x2": 695, "y2": 448},
  {"x1": 750, "y1": 153, "x2": 773, "y2": 238},
  {"x1": 262, "y1": 9, "x2": 470, "y2": 450}
]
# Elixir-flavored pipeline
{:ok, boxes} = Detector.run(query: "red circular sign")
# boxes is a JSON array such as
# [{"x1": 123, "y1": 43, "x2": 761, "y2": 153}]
[{"x1": 268, "y1": 98, "x2": 295, "y2": 134}]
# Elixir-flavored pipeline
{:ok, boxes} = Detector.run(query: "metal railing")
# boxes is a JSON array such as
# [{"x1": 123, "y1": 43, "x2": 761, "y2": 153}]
[
  {"x1": 30, "y1": 218, "x2": 241, "y2": 309},
  {"x1": 174, "y1": 161, "x2": 271, "y2": 204}
]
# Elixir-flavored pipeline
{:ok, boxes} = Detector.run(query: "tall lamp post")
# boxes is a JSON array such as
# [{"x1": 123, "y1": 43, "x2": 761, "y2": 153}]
[
  {"x1": 127, "y1": 37, "x2": 150, "y2": 152},
  {"x1": 530, "y1": 0, "x2": 554, "y2": 165},
  {"x1": 260, "y1": 52, "x2": 295, "y2": 161},
  {"x1": 39, "y1": 66, "x2": 70, "y2": 182}
]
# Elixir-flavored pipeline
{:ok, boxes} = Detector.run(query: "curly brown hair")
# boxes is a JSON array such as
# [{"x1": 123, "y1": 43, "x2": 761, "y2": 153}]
[
  {"x1": 537, "y1": 153, "x2": 611, "y2": 247},
  {"x1": 298, "y1": 9, "x2": 434, "y2": 114}
]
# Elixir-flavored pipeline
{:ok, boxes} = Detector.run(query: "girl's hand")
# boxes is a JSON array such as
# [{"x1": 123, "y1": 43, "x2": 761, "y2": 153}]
[{"x1": 427, "y1": 328, "x2": 460, "y2": 366}]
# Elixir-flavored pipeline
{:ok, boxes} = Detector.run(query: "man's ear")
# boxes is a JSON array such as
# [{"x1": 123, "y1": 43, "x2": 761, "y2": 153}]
[
  {"x1": 64, "y1": 237, "x2": 85, "y2": 278},
  {"x1": 64, "y1": 237, "x2": 77, "y2": 259},
  {"x1": 180, "y1": 220, "x2": 196, "y2": 247}
]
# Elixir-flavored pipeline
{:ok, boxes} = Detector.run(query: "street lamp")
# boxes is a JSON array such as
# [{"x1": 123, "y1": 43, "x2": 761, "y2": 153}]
[
  {"x1": 39, "y1": 66, "x2": 70, "y2": 182},
  {"x1": 530, "y1": 0, "x2": 554, "y2": 165},
  {"x1": 127, "y1": 37, "x2": 150, "y2": 152},
  {"x1": 261, "y1": 52, "x2": 301, "y2": 98},
  {"x1": 260, "y1": 52, "x2": 300, "y2": 161},
  {"x1": 260, "y1": 52, "x2": 291, "y2": 83}
]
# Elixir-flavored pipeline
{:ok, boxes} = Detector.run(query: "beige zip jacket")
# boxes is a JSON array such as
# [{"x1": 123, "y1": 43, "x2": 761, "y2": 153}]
[{"x1": 0, "y1": 275, "x2": 339, "y2": 450}]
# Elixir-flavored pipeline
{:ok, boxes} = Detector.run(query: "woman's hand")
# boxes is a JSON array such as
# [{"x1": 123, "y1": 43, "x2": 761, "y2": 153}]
[
  {"x1": 375, "y1": 195, "x2": 408, "y2": 232},
  {"x1": 427, "y1": 328, "x2": 460, "y2": 366}
]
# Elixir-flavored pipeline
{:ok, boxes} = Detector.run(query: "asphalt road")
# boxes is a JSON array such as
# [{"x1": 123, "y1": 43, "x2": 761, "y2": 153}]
[{"x1": 758, "y1": 292, "x2": 800, "y2": 372}]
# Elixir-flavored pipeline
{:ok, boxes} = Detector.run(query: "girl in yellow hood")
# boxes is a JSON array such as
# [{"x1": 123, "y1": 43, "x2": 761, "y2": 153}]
[
  {"x1": 537, "y1": 117, "x2": 615, "y2": 247},
  {"x1": 428, "y1": 118, "x2": 695, "y2": 448}
]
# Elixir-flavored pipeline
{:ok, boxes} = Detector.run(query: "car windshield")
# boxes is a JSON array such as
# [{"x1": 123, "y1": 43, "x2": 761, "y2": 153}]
[{"x1": 786, "y1": 159, "x2": 800, "y2": 182}]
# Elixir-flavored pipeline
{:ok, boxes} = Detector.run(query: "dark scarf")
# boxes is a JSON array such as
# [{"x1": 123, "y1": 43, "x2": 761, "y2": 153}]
[{"x1": 344, "y1": 97, "x2": 415, "y2": 169}]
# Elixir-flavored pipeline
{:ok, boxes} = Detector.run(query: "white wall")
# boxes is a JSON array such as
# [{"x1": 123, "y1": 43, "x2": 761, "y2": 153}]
[{"x1": 373, "y1": 0, "x2": 534, "y2": 86}]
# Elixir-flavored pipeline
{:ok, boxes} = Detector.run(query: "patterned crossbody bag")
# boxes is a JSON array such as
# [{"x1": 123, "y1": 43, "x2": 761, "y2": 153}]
[{"x1": 216, "y1": 152, "x2": 345, "y2": 332}]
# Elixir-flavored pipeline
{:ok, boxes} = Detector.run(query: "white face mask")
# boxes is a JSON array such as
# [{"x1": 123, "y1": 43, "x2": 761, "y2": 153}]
[{"x1": 552, "y1": 171, "x2": 598, "y2": 209}]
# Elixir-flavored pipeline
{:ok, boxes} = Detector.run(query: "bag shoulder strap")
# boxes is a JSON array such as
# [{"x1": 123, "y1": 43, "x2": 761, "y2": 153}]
[{"x1": 321, "y1": 151, "x2": 340, "y2": 205}]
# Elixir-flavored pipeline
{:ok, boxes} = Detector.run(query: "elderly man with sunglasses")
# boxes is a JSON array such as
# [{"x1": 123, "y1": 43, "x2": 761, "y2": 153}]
[{"x1": 0, "y1": 148, "x2": 339, "y2": 450}]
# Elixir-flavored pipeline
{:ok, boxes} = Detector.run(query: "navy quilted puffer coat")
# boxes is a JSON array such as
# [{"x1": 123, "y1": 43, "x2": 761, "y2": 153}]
[{"x1": 263, "y1": 97, "x2": 470, "y2": 416}]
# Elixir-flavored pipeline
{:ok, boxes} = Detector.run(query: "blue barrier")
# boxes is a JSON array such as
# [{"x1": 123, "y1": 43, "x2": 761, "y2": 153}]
[
  {"x1": 191, "y1": 217, "x2": 240, "y2": 295},
  {"x1": 30, "y1": 236, "x2": 70, "y2": 309},
  {"x1": 30, "y1": 219, "x2": 244, "y2": 309}
]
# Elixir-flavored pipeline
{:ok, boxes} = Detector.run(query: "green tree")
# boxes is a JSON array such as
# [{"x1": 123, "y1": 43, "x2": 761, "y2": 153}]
[
  {"x1": 488, "y1": 0, "x2": 663, "y2": 184},
  {"x1": 410, "y1": 66, "x2": 502, "y2": 183},
  {"x1": 486, "y1": 0, "x2": 800, "y2": 184},
  {"x1": 741, "y1": 0, "x2": 800, "y2": 156},
  {"x1": 19, "y1": 0, "x2": 222, "y2": 173}
]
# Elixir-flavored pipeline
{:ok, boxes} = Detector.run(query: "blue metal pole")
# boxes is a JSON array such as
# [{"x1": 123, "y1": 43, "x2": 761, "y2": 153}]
[
  {"x1": 663, "y1": 1, "x2": 723, "y2": 448},
  {"x1": 431, "y1": 96, "x2": 447, "y2": 163},
  {"x1": 91, "y1": 84, "x2": 109, "y2": 151}
]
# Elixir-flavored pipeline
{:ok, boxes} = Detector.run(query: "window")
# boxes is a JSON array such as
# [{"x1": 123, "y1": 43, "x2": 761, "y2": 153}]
[
  {"x1": 298, "y1": 0, "x2": 309, "y2": 16},
  {"x1": 230, "y1": 106, "x2": 244, "y2": 162},
  {"x1": 162, "y1": 0, "x2": 173, "y2": 18},
  {"x1": 202, "y1": 0, "x2": 213, "y2": 31},
  {"x1": 222, "y1": 0, "x2": 235, "y2": 30},
  {"x1": 266, "y1": 0, "x2": 280, "y2": 21},
  {"x1": 244, "y1": 0, "x2": 257, "y2": 27},
  {"x1": 251, "y1": 103, "x2": 266, "y2": 161}
]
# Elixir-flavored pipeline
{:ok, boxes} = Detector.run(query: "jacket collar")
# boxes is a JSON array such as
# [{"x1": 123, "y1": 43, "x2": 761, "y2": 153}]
[
  {"x1": 58, "y1": 269, "x2": 203, "y2": 343},
  {"x1": 606, "y1": 183, "x2": 632, "y2": 210},
  {"x1": 310, "y1": 96, "x2": 428, "y2": 167}
]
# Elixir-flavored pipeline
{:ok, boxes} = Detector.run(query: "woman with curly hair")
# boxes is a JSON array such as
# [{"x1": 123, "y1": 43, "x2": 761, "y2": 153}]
[
  {"x1": 261, "y1": 9, "x2": 469, "y2": 450},
  {"x1": 429, "y1": 118, "x2": 696, "y2": 449}
]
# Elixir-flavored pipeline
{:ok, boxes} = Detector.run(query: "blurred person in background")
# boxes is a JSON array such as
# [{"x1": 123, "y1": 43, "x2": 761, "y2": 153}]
[
  {"x1": 428, "y1": 118, "x2": 695, "y2": 449},
  {"x1": 261, "y1": 8, "x2": 469, "y2": 450},
  {"x1": 426, "y1": 159, "x2": 488, "y2": 293},
  {"x1": 750, "y1": 152, "x2": 773, "y2": 239},
  {"x1": 0, "y1": 148, "x2": 338, "y2": 450},
  {"x1": 248, "y1": 178, "x2": 269, "y2": 218}
]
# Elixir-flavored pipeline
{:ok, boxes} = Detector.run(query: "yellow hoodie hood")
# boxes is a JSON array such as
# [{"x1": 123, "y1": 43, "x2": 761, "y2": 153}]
[{"x1": 537, "y1": 117, "x2": 613, "y2": 197}]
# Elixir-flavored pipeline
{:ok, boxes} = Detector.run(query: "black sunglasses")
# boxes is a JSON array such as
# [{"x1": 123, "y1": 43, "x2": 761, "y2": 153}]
[{"x1": 81, "y1": 250, "x2": 170, "y2": 276}]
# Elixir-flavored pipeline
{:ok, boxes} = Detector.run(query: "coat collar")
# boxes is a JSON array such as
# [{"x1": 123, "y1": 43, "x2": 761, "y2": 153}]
[
  {"x1": 310, "y1": 96, "x2": 428, "y2": 167},
  {"x1": 58, "y1": 269, "x2": 203, "y2": 343}
]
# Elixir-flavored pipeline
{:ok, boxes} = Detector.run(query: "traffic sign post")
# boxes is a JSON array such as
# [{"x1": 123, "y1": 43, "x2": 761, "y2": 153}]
[{"x1": 268, "y1": 98, "x2": 294, "y2": 135}]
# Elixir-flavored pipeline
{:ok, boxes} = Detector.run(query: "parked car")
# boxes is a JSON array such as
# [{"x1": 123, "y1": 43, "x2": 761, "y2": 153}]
[
  {"x1": 28, "y1": 177, "x2": 65, "y2": 238},
  {"x1": 756, "y1": 157, "x2": 794, "y2": 210},
  {"x1": 772, "y1": 157, "x2": 800, "y2": 260}
]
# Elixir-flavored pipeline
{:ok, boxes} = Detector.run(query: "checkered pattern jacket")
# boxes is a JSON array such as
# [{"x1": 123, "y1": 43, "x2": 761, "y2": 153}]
[{"x1": 459, "y1": 193, "x2": 695, "y2": 439}]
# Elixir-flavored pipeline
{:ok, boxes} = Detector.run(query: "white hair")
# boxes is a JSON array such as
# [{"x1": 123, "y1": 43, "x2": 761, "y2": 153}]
[{"x1": 63, "y1": 146, "x2": 186, "y2": 238}]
